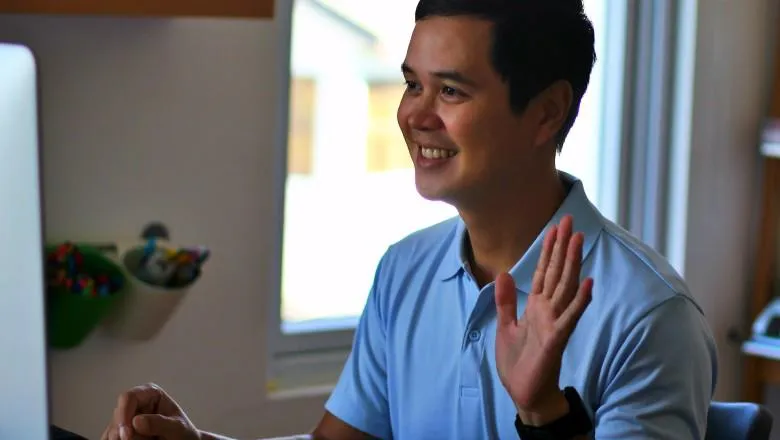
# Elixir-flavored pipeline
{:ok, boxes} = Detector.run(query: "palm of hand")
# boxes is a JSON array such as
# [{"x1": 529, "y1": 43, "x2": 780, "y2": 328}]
[
  {"x1": 495, "y1": 216, "x2": 593, "y2": 412},
  {"x1": 497, "y1": 290, "x2": 568, "y2": 410}
]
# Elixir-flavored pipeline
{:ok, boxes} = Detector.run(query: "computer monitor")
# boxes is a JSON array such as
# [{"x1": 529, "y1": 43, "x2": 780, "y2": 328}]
[{"x1": 0, "y1": 42, "x2": 50, "y2": 439}]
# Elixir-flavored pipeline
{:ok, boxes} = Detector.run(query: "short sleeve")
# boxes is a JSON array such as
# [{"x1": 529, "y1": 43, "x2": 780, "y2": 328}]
[
  {"x1": 325, "y1": 251, "x2": 392, "y2": 439},
  {"x1": 595, "y1": 295, "x2": 718, "y2": 439}
]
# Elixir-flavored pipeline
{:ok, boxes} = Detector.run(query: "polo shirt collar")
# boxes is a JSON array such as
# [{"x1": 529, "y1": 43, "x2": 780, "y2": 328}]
[{"x1": 438, "y1": 172, "x2": 604, "y2": 291}]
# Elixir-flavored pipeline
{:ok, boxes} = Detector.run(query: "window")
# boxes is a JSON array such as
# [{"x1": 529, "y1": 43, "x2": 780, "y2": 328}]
[{"x1": 272, "y1": 0, "x2": 628, "y2": 365}]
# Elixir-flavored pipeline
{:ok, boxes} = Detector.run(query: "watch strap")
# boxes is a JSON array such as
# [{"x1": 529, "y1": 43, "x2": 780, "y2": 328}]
[{"x1": 514, "y1": 387, "x2": 593, "y2": 439}]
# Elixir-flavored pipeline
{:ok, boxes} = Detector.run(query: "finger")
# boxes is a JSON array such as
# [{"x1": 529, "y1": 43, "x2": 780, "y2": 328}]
[
  {"x1": 113, "y1": 402, "x2": 134, "y2": 440},
  {"x1": 112, "y1": 418, "x2": 131, "y2": 440},
  {"x1": 531, "y1": 225, "x2": 557, "y2": 294},
  {"x1": 543, "y1": 215, "x2": 573, "y2": 297},
  {"x1": 551, "y1": 232, "x2": 584, "y2": 315},
  {"x1": 494, "y1": 272, "x2": 518, "y2": 329},
  {"x1": 556, "y1": 277, "x2": 593, "y2": 336},
  {"x1": 114, "y1": 383, "x2": 163, "y2": 439},
  {"x1": 133, "y1": 414, "x2": 186, "y2": 438},
  {"x1": 102, "y1": 425, "x2": 119, "y2": 440},
  {"x1": 101, "y1": 425, "x2": 124, "y2": 440}
]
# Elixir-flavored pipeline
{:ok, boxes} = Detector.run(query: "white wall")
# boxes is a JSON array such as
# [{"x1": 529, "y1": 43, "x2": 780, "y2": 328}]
[
  {"x1": 0, "y1": 0, "x2": 777, "y2": 438},
  {"x1": 672, "y1": 0, "x2": 779, "y2": 403},
  {"x1": 0, "y1": 12, "x2": 326, "y2": 439}
]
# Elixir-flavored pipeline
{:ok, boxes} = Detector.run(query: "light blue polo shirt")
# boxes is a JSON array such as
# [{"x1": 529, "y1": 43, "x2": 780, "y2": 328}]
[{"x1": 326, "y1": 174, "x2": 718, "y2": 439}]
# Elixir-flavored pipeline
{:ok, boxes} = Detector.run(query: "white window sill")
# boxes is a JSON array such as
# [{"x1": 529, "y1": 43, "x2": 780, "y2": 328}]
[
  {"x1": 266, "y1": 348, "x2": 350, "y2": 401},
  {"x1": 266, "y1": 383, "x2": 336, "y2": 401},
  {"x1": 281, "y1": 317, "x2": 359, "y2": 335}
]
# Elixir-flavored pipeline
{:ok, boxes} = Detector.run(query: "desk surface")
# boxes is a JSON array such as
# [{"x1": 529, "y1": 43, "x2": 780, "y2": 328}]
[{"x1": 51, "y1": 425, "x2": 88, "y2": 440}]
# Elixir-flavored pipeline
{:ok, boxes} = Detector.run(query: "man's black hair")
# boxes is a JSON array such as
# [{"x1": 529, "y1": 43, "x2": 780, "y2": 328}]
[{"x1": 415, "y1": 0, "x2": 596, "y2": 151}]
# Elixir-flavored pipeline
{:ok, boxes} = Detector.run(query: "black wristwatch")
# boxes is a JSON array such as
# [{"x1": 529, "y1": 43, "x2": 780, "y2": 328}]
[{"x1": 514, "y1": 387, "x2": 593, "y2": 439}]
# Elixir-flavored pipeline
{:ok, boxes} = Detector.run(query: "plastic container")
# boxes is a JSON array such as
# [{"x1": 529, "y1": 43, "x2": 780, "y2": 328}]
[
  {"x1": 45, "y1": 244, "x2": 127, "y2": 349},
  {"x1": 101, "y1": 243, "x2": 199, "y2": 341}
]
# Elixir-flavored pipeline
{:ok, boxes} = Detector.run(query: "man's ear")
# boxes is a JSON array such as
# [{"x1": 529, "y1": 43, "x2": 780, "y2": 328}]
[{"x1": 532, "y1": 80, "x2": 573, "y2": 148}]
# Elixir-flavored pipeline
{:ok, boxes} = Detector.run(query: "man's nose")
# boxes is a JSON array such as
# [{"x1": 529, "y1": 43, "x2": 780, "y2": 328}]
[{"x1": 407, "y1": 99, "x2": 444, "y2": 132}]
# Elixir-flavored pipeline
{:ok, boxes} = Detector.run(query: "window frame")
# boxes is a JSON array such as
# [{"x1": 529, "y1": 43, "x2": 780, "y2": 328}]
[{"x1": 266, "y1": 1, "x2": 359, "y2": 391}]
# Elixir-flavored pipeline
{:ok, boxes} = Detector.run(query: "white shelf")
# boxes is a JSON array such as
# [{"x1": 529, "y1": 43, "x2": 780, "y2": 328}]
[
  {"x1": 743, "y1": 339, "x2": 780, "y2": 361},
  {"x1": 761, "y1": 141, "x2": 780, "y2": 158}
]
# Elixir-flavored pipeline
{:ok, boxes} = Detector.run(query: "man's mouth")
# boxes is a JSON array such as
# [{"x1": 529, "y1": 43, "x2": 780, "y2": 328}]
[{"x1": 418, "y1": 144, "x2": 458, "y2": 159}]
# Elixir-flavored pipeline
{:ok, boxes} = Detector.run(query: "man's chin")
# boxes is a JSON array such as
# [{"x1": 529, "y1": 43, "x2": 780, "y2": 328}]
[{"x1": 415, "y1": 183, "x2": 457, "y2": 204}]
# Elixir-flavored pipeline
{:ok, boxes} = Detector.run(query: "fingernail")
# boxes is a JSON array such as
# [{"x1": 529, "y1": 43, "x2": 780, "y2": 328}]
[{"x1": 119, "y1": 425, "x2": 130, "y2": 440}]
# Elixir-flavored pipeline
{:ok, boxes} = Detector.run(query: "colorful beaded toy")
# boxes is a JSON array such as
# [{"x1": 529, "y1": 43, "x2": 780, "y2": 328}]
[{"x1": 46, "y1": 242, "x2": 124, "y2": 297}]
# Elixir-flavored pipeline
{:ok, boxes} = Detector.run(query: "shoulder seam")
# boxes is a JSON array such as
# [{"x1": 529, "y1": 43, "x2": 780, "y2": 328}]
[{"x1": 599, "y1": 226, "x2": 681, "y2": 295}]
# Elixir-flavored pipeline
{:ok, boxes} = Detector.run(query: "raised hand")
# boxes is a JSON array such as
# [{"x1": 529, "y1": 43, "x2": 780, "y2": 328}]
[
  {"x1": 101, "y1": 383, "x2": 200, "y2": 440},
  {"x1": 494, "y1": 215, "x2": 593, "y2": 425}
]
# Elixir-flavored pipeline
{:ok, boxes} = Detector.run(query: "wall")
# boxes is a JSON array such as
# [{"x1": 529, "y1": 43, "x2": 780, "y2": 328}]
[
  {"x1": 671, "y1": 0, "x2": 779, "y2": 404},
  {"x1": 0, "y1": 12, "x2": 327, "y2": 440},
  {"x1": 0, "y1": 0, "x2": 778, "y2": 438}
]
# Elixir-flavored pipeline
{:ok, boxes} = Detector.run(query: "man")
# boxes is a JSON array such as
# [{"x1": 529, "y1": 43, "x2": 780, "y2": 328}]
[{"x1": 102, "y1": 0, "x2": 718, "y2": 439}]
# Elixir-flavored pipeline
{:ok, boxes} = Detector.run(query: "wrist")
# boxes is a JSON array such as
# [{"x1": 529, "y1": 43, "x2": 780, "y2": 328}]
[
  {"x1": 514, "y1": 387, "x2": 594, "y2": 439},
  {"x1": 515, "y1": 390, "x2": 570, "y2": 426}
]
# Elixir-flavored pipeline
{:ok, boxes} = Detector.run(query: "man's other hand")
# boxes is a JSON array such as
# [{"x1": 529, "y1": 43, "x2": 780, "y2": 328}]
[{"x1": 101, "y1": 382, "x2": 200, "y2": 440}]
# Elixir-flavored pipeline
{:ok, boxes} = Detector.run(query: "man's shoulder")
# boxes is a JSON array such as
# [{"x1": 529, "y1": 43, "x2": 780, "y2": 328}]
[
  {"x1": 390, "y1": 215, "x2": 461, "y2": 248},
  {"x1": 370, "y1": 216, "x2": 461, "y2": 305},
  {"x1": 583, "y1": 218, "x2": 713, "y2": 344},
  {"x1": 595, "y1": 218, "x2": 691, "y2": 300},
  {"x1": 381, "y1": 216, "x2": 461, "y2": 264},
  {"x1": 574, "y1": 217, "x2": 717, "y2": 400}
]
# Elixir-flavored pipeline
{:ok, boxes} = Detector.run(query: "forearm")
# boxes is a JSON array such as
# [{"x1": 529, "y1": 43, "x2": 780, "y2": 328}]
[
  {"x1": 257, "y1": 437, "x2": 313, "y2": 440},
  {"x1": 199, "y1": 432, "x2": 238, "y2": 440},
  {"x1": 200, "y1": 431, "x2": 313, "y2": 440}
]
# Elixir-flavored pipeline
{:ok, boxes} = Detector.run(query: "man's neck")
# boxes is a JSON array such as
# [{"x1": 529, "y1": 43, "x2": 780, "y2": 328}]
[{"x1": 460, "y1": 171, "x2": 567, "y2": 287}]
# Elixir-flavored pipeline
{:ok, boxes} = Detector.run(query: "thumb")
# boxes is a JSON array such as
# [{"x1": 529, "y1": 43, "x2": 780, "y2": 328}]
[
  {"x1": 133, "y1": 414, "x2": 186, "y2": 438},
  {"x1": 495, "y1": 272, "x2": 517, "y2": 329}
]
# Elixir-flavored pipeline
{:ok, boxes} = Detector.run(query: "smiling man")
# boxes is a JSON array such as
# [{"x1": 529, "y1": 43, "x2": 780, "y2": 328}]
[{"x1": 103, "y1": 1, "x2": 718, "y2": 439}]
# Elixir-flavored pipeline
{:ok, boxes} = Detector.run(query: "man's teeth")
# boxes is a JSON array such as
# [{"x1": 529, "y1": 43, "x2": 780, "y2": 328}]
[{"x1": 421, "y1": 146, "x2": 457, "y2": 159}]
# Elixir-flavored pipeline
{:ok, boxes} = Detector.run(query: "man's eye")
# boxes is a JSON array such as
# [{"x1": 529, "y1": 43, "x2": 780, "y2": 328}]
[
  {"x1": 441, "y1": 86, "x2": 459, "y2": 96},
  {"x1": 404, "y1": 80, "x2": 420, "y2": 91}
]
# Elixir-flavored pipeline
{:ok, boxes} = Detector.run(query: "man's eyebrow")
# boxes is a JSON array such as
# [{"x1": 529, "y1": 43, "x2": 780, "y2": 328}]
[
  {"x1": 432, "y1": 70, "x2": 477, "y2": 87},
  {"x1": 401, "y1": 63, "x2": 477, "y2": 87}
]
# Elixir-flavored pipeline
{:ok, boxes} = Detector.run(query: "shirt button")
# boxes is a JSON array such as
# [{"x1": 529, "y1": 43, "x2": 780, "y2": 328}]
[{"x1": 468, "y1": 330, "x2": 481, "y2": 342}]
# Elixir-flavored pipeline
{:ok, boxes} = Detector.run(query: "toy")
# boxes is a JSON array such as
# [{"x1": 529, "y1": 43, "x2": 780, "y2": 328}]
[
  {"x1": 134, "y1": 239, "x2": 210, "y2": 288},
  {"x1": 46, "y1": 242, "x2": 124, "y2": 297}
]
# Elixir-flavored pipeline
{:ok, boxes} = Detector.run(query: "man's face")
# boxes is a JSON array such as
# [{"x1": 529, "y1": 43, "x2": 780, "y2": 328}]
[{"x1": 397, "y1": 16, "x2": 545, "y2": 207}]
